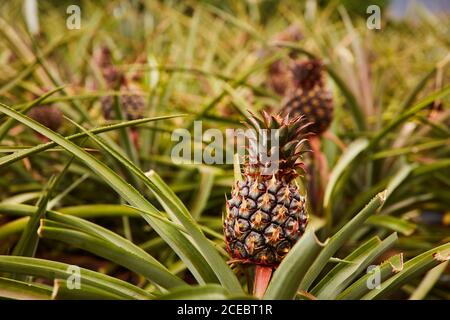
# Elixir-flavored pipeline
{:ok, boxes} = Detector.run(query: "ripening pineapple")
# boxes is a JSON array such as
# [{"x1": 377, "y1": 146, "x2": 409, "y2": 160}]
[
  {"x1": 224, "y1": 111, "x2": 309, "y2": 266},
  {"x1": 283, "y1": 59, "x2": 333, "y2": 135}
]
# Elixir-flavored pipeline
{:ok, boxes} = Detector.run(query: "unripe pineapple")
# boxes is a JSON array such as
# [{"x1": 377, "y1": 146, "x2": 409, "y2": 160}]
[
  {"x1": 283, "y1": 59, "x2": 333, "y2": 135},
  {"x1": 28, "y1": 105, "x2": 63, "y2": 132},
  {"x1": 224, "y1": 112, "x2": 309, "y2": 266}
]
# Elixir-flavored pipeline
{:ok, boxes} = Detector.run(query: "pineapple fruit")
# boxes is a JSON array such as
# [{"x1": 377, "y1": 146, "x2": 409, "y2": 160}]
[
  {"x1": 224, "y1": 111, "x2": 309, "y2": 266},
  {"x1": 28, "y1": 105, "x2": 63, "y2": 132},
  {"x1": 283, "y1": 59, "x2": 333, "y2": 135},
  {"x1": 101, "y1": 82, "x2": 146, "y2": 121},
  {"x1": 94, "y1": 46, "x2": 146, "y2": 121}
]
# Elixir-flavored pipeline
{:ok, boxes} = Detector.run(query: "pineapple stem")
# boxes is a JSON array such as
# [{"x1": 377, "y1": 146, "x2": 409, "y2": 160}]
[{"x1": 253, "y1": 265, "x2": 273, "y2": 298}]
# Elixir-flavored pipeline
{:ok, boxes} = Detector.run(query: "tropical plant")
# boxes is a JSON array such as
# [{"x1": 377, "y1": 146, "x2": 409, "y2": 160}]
[{"x1": 0, "y1": 0, "x2": 448, "y2": 300}]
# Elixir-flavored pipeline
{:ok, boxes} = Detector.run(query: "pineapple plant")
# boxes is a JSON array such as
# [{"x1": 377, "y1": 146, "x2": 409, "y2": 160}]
[
  {"x1": 100, "y1": 82, "x2": 146, "y2": 121},
  {"x1": 224, "y1": 111, "x2": 310, "y2": 266},
  {"x1": 0, "y1": 0, "x2": 449, "y2": 303},
  {"x1": 94, "y1": 46, "x2": 146, "y2": 121},
  {"x1": 282, "y1": 59, "x2": 334, "y2": 136}
]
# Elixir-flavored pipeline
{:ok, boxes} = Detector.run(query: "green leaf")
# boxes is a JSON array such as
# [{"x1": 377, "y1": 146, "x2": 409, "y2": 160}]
[
  {"x1": 385, "y1": 164, "x2": 415, "y2": 199},
  {"x1": 361, "y1": 242, "x2": 450, "y2": 299},
  {"x1": 324, "y1": 139, "x2": 369, "y2": 210},
  {"x1": 312, "y1": 233, "x2": 398, "y2": 299},
  {"x1": 12, "y1": 176, "x2": 56, "y2": 258},
  {"x1": 0, "y1": 102, "x2": 218, "y2": 286},
  {"x1": 0, "y1": 115, "x2": 184, "y2": 169},
  {"x1": 51, "y1": 279, "x2": 128, "y2": 300},
  {"x1": 0, "y1": 256, "x2": 151, "y2": 299},
  {"x1": 366, "y1": 215, "x2": 417, "y2": 236},
  {"x1": 0, "y1": 86, "x2": 64, "y2": 141},
  {"x1": 38, "y1": 224, "x2": 185, "y2": 290},
  {"x1": 409, "y1": 260, "x2": 449, "y2": 300},
  {"x1": 299, "y1": 191, "x2": 386, "y2": 291},
  {"x1": 159, "y1": 284, "x2": 230, "y2": 300},
  {"x1": 264, "y1": 230, "x2": 322, "y2": 300},
  {"x1": 370, "y1": 85, "x2": 450, "y2": 147},
  {"x1": 146, "y1": 171, "x2": 244, "y2": 294},
  {"x1": 0, "y1": 217, "x2": 29, "y2": 240},
  {"x1": 66, "y1": 114, "x2": 233, "y2": 288},
  {"x1": 337, "y1": 254, "x2": 404, "y2": 300},
  {"x1": 0, "y1": 277, "x2": 52, "y2": 300},
  {"x1": 43, "y1": 211, "x2": 186, "y2": 288},
  {"x1": 190, "y1": 167, "x2": 216, "y2": 219},
  {"x1": 327, "y1": 66, "x2": 366, "y2": 132}
]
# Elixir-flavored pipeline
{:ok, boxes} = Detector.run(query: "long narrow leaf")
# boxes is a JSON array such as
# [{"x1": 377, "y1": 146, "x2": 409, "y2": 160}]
[
  {"x1": 0, "y1": 102, "x2": 219, "y2": 286},
  {"x1": 264, "y1": 230, "x2": 322, "y2": 300},
  {"x1": 299, "y1": 191, "x2": 386, "y2": 291}
]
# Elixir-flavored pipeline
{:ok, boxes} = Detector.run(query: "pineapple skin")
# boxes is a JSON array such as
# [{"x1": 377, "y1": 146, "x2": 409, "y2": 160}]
[
  {"x1": 224, "y1": 175, "x2": 308, "y2": 266},
  {"x1": 283, "y1": 86, "x2": 333, "y2": 135}
]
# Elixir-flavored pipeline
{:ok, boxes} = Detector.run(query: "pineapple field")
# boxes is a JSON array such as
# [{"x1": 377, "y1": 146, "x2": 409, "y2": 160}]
[{"x1": 0, "y1": 0, "x2": 449, "y2": 303}]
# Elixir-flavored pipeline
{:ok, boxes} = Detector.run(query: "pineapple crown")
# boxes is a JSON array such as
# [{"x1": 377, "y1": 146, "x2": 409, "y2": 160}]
[
  {"x1": 243, "y1": 110, "x2": 311, "y2": 182},
  {"x1": 290, "y1": 59, "x2": 324, "y2": 90}
]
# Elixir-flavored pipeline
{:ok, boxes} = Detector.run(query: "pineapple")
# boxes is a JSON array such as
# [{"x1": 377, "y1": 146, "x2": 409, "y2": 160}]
[
  {"x1": 224, "y1": 111, "x2": 309, "y2": 266},
  {"x1": 93, "y1": 46, "x2": 146, "y2": 121},
  {"x1": 283, "y1": 59, "x2": 333, "y2": 135},
  {"x1": 28, "y1": 105, "x2": 63, "y2": 132},
  {"x1": 101, "y1": 83, "x2": 145, "y2": 121}
]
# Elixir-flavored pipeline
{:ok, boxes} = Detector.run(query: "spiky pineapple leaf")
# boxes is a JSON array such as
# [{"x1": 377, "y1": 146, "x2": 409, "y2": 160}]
[
  {"x1": 43, "y1": 211, "x2": 185, "y2": 288},
  {"x1": 145, "y1": 170, "x2": 244, "y2": 294},
  {"x1": 370, "y1": 85, "x2": 450, "y2": 147}
]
